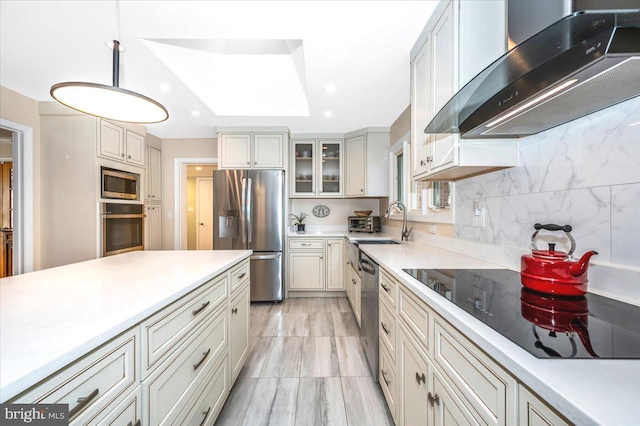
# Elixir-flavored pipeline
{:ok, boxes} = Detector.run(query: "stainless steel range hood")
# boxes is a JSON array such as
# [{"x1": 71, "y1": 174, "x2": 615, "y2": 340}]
[{"x1": 425, "y1": 3, "x2": 640, "y2": 139}]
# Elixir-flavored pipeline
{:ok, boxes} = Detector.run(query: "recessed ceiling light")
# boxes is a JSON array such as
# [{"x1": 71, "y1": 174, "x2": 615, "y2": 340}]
[
  {"x1": 195, "y1": 166, "x2": 203, "y2": 171},
  {"x1": 105, "y1": 41, "x2": 126, "y2": 52},
  {"x1": 191, "y1": 110, "x2": 201, "y2": 116},
  {"x1": 324, "y1": 111, "x2": 333, "y2": 118},
  {"x1": 325, "y1": 84, "x2": 336, "y2": 92},
  {"x1": 158, "y1": 84, "x2": 172, "y2": 92}
]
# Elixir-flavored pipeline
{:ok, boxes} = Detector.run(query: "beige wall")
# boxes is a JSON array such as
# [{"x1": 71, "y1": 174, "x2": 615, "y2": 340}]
[
  {"x1": 0, "y1": 86, "x2": 42, "y2": 270},
  {"x1": 186, "y1": 177, "x2": 197, "y2": 250},
  {"x1": 0, "y1": 142, "x2": 12, "y2": 159},
  {"x1": 384, "y1": 104, "x2": 455, "y2": 237},
  {"x1": 390, "y1": 105, "x2": 411, "y2": 144},
  {"x1": 161, "y1": 138, "x2": 217, "y2": 250}
]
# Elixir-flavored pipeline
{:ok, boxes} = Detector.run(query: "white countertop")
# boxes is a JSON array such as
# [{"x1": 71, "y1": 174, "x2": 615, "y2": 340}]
[
  {"x1": 360, "y1": 243, "x2": 640, "y2": 426},
  {"x1": 288, "y1": 230, "x2": 401, "y2": 241},
  {"x1": 0, "y1": 250, "x2": 252, "y2": 403}
]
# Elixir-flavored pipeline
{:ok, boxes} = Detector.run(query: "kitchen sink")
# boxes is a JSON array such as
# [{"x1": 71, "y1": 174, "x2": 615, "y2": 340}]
[{"x1": 353, "y1": 240, "x2": 400, "y2": 245}]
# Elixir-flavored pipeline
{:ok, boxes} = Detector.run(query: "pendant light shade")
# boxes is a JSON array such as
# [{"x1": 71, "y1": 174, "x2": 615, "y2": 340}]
[{"x1": 50, "y1": 40, "x2": 168, "y2": 124}]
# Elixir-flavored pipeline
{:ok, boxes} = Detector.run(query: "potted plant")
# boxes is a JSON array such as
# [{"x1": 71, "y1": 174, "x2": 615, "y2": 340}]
[{"x1": 290, "y1": 212, "x2": 308, "y2": 234}]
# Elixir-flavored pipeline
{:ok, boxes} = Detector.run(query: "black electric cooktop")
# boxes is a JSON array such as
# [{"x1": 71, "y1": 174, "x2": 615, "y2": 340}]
[{"x1": 402, "y1": 268, "x2": 640, "y2": 359}]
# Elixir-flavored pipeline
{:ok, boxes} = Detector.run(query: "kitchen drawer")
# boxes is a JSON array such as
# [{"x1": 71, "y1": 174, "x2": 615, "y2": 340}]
[
  {"x1": 379, "y1": 268, "x2": 397, "y2": 308},
  {"x1": 144, "y1": 306, "x2": 228, "y2": 426},
  {"x1": 379, "y1": 343, "x2": 397, "y2": 424},
  {"x1": 141, "y1": 274, "x2": 228, "y2": 378},
  {"x1": 433, "y1": 318, "x2": 517, "y2": 426},
  {"x1": 14, "y1": 329, "x2": 138, "y2": 425},
  {"x1": 289, "y1": 238, "x2": 324, "y2": 250},
  {"x1": 229, "y1": 259, "x2": 250, "y2": 294},
  {"x1": 398, "y1": 287, "x2": 431, "y2": 352},
  {"x1": 379, "y1": 298, "x2": 397, "y2": 361},
  {"x1": 94, "y1": 386, "x2": 141, "y2": 426},
  {"x1": 178, "y1": 355, "x2": 229, "y2": 426}
]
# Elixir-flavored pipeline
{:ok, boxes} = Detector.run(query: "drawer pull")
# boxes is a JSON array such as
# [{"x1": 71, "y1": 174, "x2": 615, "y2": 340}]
[
  {"x1": 381, "y1": 322, "x2": 390, "y2": 335},
  {"x1": 193, "y1": 348, "x2": 211, "y2": 371},
  {"x1": 232, "y1": 307, "x2": 238, "y2": 314},
  {"x1": 381, "y1": 283, "x2": 390, "y2": 292},
  {"x1": 192, "y1": 301, "x2": 210, "y2": 316},
  {"x1": 428, "y1": 392, "x2": 440, "y2": 406},
  {"x1": 237, "y1": 272, "x2": 247, "y2": 280},
  {"x1": 381, "y1": 369, "x2": 391, "y2": 386},
  {"x1": 301, "y1": 243, "x2": 311, "y2": 246},
  {"x1": 415, "y1": 372, "x2": 426, "y2": 385},
  {"x1": 69, "y1": 388, "x2": 99, "y2": 419},
  {"x1": 200, "y1": 407, "x2": 212, "y2": 426}
]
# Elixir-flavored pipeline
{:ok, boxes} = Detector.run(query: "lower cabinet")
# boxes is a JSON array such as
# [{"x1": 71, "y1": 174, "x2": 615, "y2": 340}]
[
  {"x1": 10, "y1": 258, "x2": 250, "y2": 426},
  {"x1": 229, "y1": 282, "x2": 250, "y2": 385},
  {"x1": 347, "y1": 265, "x2": 362, "y2": 326},
  {"x1": 288, "y1": 237, "x2": 345, "y2": 293},
  {"x1": 288, "y1": 250, "x2": 325, "y2": 290},
  {"x1": 518, "y1": 385, "x2": 569, "y2": 426},
  {"x1": 326, "y1": 238, "x2": 345, "y2": 291},
  {"x1": 145, "y1": 203, "x2": 162, "y2": 251},
  {"x1": 378, "y1": 266, "x2": 567, "y2": 426}
]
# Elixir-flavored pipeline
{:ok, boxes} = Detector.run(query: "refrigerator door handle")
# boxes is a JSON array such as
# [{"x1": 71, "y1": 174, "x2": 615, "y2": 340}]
[
  {"x1": 250, "y1": 253, "x2": 282, "y2": 261},
  {"x1": 241, "y1": 177, "x2": 247, "y2": 243},
  {"x1": 246, "y1": 177, "x2": 253, "y2": 243}
]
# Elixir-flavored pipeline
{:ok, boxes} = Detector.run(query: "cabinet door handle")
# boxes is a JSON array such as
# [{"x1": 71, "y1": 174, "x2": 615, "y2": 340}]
[
  {"x1": 127, "y1": 421, "x2": 142, "y2": 426},
  {"x1": 199, "y1": 407, "x2": 212, "y2": 426},
  {"x1": 232, "y1": 307, "x2": 238, "y2": 314},
  {"x1": 428, "y1": 392, "x2": 440, "y2": 406},
  {"x1": 246, "y1": 161, "x2": 250, "y2": 165},
  {"x1": 427, "y1": 156, "x2": 433, "y2": 162},
  {"x1": 192, "y1": 301, "x2": 210, "y2": 316},
  {"x1": 128, "y1": 155, "x2": 132, "y2": 159},
  {"x1": 381, "y1": 369, "x2": 391, "y2": 386},
  {"x1": 193, "y1": 348, "x2": 211, "y2": 371},
  {"x1": 237, "y1": 272, "x2": 247, "y2": 280},
  {"x1": 381, "y1": 322, "x2": 390, "y2": 335},
  {"x1": 352, "y1": 279, "x2": 356, "y2": 285},
  {"x1": 420, "y1": 160, "x2": 426, "y2": 166},
  {"x1": 69, "y1": 388, "x2": 99, "y2": 419},
  {"x1": 415, "y1": 372, "x2": 426, "y2": 385},
  {"x1": 381, "y1": 283, "x2": 390, "y2": 292}
]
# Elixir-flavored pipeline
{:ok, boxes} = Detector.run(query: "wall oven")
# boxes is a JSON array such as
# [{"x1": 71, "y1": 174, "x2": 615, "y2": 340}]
[
  {"x1": 101, "y1": 203, "x2": 145, "y2": 256},
  {"x1": 101, "y1": 167, "x2": 139, "y2": 200}
]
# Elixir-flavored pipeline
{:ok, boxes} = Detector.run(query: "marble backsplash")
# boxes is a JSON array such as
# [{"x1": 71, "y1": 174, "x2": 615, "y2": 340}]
[{"x1": 455, "y1": 96, "x2": 640, "y2": 270}]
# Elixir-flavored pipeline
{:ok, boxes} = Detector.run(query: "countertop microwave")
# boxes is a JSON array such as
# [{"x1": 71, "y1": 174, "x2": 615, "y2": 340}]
[
  {"x1": 348, "y1": 216, "x2": 381, "y2": 233},
  {"x1": 101, "y1": 167, "x2": 139, "y2": 200}
]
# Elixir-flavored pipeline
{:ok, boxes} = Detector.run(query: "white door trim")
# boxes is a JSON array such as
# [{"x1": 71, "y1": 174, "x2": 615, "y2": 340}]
[
  {"x1": 195, "y1": 177, "x2": 213, "y2": 250},
  {"x1": 0, "y1": 119, "x2": 34, "y2": 274},
  {"x1": 174, "y1": 158, "x2": 218, "y2": 250}
]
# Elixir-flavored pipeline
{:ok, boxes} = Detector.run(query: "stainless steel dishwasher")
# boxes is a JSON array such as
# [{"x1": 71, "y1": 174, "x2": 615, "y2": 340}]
[{"x1": 359, "y1": 250, "x2": 379, "y2": 380}]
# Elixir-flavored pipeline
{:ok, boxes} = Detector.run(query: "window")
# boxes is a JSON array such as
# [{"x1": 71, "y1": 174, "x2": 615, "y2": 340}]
[{"x1": 389, "y1": 135, "x2": 454, "y2": 224}]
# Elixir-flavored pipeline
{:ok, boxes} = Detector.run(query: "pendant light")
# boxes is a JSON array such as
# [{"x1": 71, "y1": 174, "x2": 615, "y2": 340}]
[{"x1": 50, "y1": 3, "x2": 168, "y2": 123}]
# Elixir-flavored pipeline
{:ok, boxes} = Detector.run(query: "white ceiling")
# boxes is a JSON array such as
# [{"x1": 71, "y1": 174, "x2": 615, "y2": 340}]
[{"x1": 0, "y1": 1, "x2": 438, "y2": 139}]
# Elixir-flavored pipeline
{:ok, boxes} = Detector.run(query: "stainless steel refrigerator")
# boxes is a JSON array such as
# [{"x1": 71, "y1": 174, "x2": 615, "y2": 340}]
[{"x1": 212, "y1": 170, "x2": 284, "y2": 302}]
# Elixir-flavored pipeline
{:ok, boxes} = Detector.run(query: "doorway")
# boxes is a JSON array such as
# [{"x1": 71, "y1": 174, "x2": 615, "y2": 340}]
[
  {"x1": 186, "y1": 164, "x2": 217, "y2": 250},
  {"x1": 0, "y1": 128, "x2": 13, "y2": 277}
]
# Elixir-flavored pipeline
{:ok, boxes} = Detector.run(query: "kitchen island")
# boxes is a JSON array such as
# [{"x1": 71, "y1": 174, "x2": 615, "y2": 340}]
[{"x1": 0, "y1": 250, "x2": 251, "y2": 425}]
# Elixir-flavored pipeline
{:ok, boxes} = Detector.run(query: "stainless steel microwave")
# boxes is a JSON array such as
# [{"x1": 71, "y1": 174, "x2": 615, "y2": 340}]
[
  {"x1": 348, "y1": 216, "x2": 381, "y2": 233},
  {"x1": 101, "y1": 167, "x2": 139, "y2": 200}
]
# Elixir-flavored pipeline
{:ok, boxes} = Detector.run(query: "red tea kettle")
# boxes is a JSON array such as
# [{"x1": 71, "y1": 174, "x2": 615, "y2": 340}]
[{"x1": 521, "y1": 223, "x2": 598, "y2": 296}]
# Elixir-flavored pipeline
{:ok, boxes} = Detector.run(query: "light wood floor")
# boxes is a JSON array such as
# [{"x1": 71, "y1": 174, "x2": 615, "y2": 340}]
[{"x1": 215, "y1": 297, "x2": 393, "y2": 426}]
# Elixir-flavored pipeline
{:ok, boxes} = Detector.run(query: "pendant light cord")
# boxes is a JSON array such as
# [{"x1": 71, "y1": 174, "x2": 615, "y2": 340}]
[{"x1": 112, "y1": 0, "x2": 121, "y2": 87}]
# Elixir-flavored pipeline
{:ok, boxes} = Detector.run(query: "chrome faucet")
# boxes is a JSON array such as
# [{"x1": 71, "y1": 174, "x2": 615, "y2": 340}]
[{"x1": 385, "y1": 200, "x2": 412, "y2": 241}]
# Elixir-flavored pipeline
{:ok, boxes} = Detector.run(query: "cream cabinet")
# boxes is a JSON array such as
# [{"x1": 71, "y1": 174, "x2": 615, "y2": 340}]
[
  {"x1": 326, "y1": 238, "x2": 345, "y2": 291},
  {"x1": 145, "y1": 204, "x2": 162, "y2": 251},
  {"x1": 518, "y1": 385, "x2": 570, "y2": 426},
  {"x1": 344, "y1": 128, "x2": 390, "y2": 197},
  {"x1": 229, "y1": 281, "x2": 250, "y2": 385},
  {"x1": 146, "y1": 145, "x2": 162, "y2": 201},
  {"x1": 9, "y1": 258, "x2": 251, "y2": 426},
  {"x1": 98, "y1": 120, "x2": 146, "y2": 168},
  {"x1": 288, "y1": 237, "x2": 345, "y2": 293},
  {"x1": 432, "y1": 369, "x2": 478, "y2": 426},
  {"x1": 398, "y1": 323, "x2": 431, "y2": 426},
  {"x1": 291, "y1": 139, "x2": 344, "y2": 198},
  {"x1": 218, "y1": 130, "x2": 287, "y2": 170},
  {"x1": 348, "y1": 265, "x2": 362, "y2": 326},
  {"x1": 410, "y1": 0, "x2": 518, "y2": 182}
]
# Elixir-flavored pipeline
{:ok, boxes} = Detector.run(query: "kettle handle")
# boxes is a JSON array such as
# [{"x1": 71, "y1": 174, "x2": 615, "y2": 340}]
[{"x1": 531, "y1": 223, "x2": 576, "y2": 256}]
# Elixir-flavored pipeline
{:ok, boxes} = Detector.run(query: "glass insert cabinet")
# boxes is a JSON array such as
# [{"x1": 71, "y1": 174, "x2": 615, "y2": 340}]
[{"x1": 291, "y1": 139, "x2": 343, "y2": 197}]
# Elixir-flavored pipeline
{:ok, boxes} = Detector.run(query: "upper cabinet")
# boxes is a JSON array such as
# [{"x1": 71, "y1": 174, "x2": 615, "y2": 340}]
[
  {"x1": 98, "y1": 120, "x2": 146, "y2": 168},
  {"x1": 291, "y1": 138, "x2": 343, "y2": 198},
  {"x1": 345, "y1": 128, "x2": 389, "y2": 197},
  {"x1": 410, "y1": 0, "x2": 519, "y2": 181},
  {"x1": 218, "y1": 129, "x2": 288, "y2": 170}
]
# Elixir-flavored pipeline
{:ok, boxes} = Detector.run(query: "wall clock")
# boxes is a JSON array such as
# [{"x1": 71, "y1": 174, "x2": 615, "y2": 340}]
[{"x1": 312, "y1": 205, "x2": 330, "y2": 218}]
